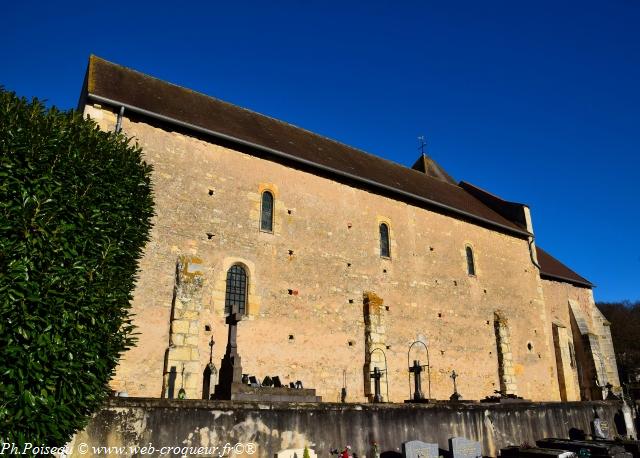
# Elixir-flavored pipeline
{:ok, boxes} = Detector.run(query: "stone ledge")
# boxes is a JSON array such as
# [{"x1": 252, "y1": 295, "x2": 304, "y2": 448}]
[{"x1": 106, "y1": 396, "x2": 621, "y2": 412}]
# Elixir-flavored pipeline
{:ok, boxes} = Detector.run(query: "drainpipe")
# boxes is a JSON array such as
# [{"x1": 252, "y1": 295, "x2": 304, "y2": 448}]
[
  {"x1": 529, "y1": 237, "x2": 541, "y2": 269},
  {"x1": 115, "y1": 106, "x2": 125, "y2": 133},
  {"x1": 523, "y1": 207, "x2": 541, "y2": 270}
]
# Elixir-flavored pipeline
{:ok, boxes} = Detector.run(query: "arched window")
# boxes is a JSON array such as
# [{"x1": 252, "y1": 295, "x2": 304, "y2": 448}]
[
  {"x1": 466, "y1": 246, "x2": 476, "y2": 276},
  {"x1": 224, "y1": 265, "x2": 247, "y2": 315},
  {"x1": 379, "y1": 223, "x2": 390, "y2": 258},
  {"x1": 260, "y1": 191, "x2": 274, "y2": 232}
]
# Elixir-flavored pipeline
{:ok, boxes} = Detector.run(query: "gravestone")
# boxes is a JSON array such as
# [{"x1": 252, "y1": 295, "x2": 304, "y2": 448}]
[
  {"x1": 594, "y1": 418, "x2": 610, "y2": 440},
  {"x1": 449, "y1": 437, "x2": 481, "y2": 458},
  {"x1": 579, "y1": 441, "x2": 640, "y2": 458},
  {"x1": 212, "y1": 302, "x2": 244, "y2": 399},
  {"x1": 212, "y1": 302, "x2": 321, "y2": 401},
  {"x1": 501, "y1": 446, "x2": 576, "y2": 458},
  {"x1": 537, "y1": 439, "x2": 632, "y2": 458},
  {"x1": 403, "y1": 441, "x2": 439, "y2": 458}
]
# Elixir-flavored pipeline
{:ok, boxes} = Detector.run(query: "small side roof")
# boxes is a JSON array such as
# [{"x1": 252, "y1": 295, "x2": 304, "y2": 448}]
[
  {"x1": 455, "y1": 182, "x2": 593, "y2": 289},
  {"x1": 537, "y1": 247, "x2": 593, "y2": 288},
  {"x1": 80, "y1": 55, "x2": 530, "y2": 238}
]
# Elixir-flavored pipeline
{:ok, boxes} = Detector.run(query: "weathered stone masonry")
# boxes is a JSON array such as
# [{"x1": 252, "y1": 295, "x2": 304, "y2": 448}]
[
  {"x1": 162, "y1": 256, "x2": 205, "y2": 399},
  {"x1": 80, "y1": 57, "x2": 620, "y2": 403}
]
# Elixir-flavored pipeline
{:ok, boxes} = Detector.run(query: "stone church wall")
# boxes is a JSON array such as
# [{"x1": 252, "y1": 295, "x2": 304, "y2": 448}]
[
  {"x1": 85, "y1": 105, "x2": 561, "y2": 402},
  {"x1": 542, "y1": 279, "x2": 620, "y2": 400}
]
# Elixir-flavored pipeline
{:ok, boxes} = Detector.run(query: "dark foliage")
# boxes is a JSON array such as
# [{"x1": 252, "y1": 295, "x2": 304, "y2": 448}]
[
  {"x1": 597, "y1": 301, "x2": 640, "y2": 382},
  {"x1": 0, "y1": 89, "x2": 154, "y2": 445}
]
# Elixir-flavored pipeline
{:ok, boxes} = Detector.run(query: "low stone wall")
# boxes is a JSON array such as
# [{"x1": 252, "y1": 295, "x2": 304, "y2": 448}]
[{"x1": 70, "y1": 398, "x2": 624, "y2": 458}]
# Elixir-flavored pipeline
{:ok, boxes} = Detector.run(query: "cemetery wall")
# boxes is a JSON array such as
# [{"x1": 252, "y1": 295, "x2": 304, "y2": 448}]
[
  {"x1": 85, "y1": 105, "x2": 559, "y2": 403},
  {"x1": 70, "y1": 398, "x2": 625, "y2": 458}
]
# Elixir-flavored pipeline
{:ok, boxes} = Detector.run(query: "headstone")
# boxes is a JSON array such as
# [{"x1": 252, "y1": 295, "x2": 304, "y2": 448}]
[
  {"x1": 579, "y1": 442, "x2": 640, "y2": 458},
  {"x1": 501, "y1": 447, "x2": 575, "y2": 458},
  {"x1": 537, "y1": 439, "x2": 632, "y2": 458},
  {"x1": 593, "y1": 418, "x2": 610, "y2": 440},
  {"x1": 402, "y1": 441, "x2": 439, "y2": 458},
  {"x1": 449, "y1": 437, "x2": 481, "y2": 458}
]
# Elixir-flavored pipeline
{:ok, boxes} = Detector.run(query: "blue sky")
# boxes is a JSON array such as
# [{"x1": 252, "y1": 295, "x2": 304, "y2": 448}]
[{"x1": 2, "y1": 1, "x2": 639, "y2": 302}]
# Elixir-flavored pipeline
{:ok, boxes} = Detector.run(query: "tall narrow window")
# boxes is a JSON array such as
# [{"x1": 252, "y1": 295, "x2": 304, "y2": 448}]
[
  {"x1": 225, "y1": 265, "x2": 247, "y2": 315},
  {"x1": 379, "y1": 223, "x2": 390, "y2": 258},
  {"x1": 466, "y1": 246, "x2": 476, "y2": 276},
  {"x1": 260, "y1": 191, "x2": 274, "y2": 232}
]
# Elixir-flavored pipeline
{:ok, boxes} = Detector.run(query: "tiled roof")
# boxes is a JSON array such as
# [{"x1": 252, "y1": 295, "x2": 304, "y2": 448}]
[
  {"x1": 537, "y1": 247, "x2": 593, "y2": 288},
  {"x1": 81, "y1": 55, "x2": 530, "y2": 238}
]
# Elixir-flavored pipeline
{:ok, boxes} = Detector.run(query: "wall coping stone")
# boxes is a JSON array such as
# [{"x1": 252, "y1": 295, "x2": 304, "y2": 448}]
[{"x1": 106, "y1": 396, "x2": 620, "y2": 412}]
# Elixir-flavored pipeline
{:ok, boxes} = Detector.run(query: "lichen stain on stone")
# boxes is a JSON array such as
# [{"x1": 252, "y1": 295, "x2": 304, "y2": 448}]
[
  {"x1": 279, "y1": 430, "x2": 311, "y2": 451},
  {"x1": 198, "y1": 427, "x2": 215, "y2": 448},
  {"x1": 111, "y1": 407, "x2": 147, "y2": 436},
  {"x1": 482, "y1": 412, "x2": 498, "y2": 457},
  {"x1": 231, "y1": 415, "x2": 272, "y2": 442}
]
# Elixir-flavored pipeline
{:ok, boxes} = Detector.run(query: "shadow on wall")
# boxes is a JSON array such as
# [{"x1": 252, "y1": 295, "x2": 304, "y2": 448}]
[
  {"x1": 380, "y1": 452, "x2": 402, "y2": 458},
  {"x1": 568, "y1": 428, "x2": 585, "y2": 440},
  {"x1": 614, "y1": 409, "x2": 627, "y2": 437}
]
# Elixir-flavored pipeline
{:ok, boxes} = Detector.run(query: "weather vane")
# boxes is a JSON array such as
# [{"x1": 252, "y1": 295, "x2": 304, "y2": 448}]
[{"x1": 418, "y1": 135, "x2": 427, "y2": 155}]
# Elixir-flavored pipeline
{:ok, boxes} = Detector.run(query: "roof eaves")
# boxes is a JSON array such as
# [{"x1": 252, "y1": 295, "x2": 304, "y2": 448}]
[{"x1": 540, "y1": 272, "x2": 594, "y2": 288}]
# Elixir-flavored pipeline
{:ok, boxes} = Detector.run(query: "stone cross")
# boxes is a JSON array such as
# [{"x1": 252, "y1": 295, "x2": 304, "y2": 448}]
[
  {"x1": 225, "y1": 302, "x2": 243, "y2": 354},
  {"x1": 202, "y1": 336, "x2": 217, "y2": 400},
  {"x1": 208, "y1": 336, "x2": 215, "y2": 362},
  {"x1": 341, "y1": 369, "x2": 347, "y2": 403},
  {"x1": 371, "y1": 367, "x2": 384, "y2": 403},
  {"x1": 213, "y1": 302, "x2": 244, "y2": 399},
  {"x1": 450, "y1": 370, "x2": 461, "y2": 401},
  {"x1": 409, "y1": 360, "x2": 425, "y2": 400}
]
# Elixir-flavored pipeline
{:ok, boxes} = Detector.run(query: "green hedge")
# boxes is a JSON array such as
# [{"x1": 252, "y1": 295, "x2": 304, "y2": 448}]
[{"x1": 0, "y1": 88, "x2": 154, "y2": 445}]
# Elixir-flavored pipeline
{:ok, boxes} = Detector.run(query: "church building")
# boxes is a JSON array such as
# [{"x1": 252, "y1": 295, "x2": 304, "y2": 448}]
[{"x1": 78, "y1": 55, "x2": 620, "y2": 403}]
